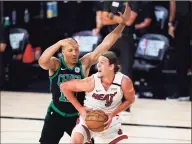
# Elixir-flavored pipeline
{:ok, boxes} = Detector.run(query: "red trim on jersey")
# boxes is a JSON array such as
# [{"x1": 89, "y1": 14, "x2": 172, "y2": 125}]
[
  {"x1": 82, "y1": 125, "x2": 91, "y2": 143},
  {"x1": 109, "y1": 135, "x2": 128, "y2": 144}
]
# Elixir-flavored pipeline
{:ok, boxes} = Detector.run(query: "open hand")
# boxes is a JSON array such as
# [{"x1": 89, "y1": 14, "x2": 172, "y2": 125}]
[
  {"x1": 79, "y1": 106, "x2": 93, "y2": 120},
  {"x1": 118, "y1": 2, "x2": 131, "y2": 25},
  {"x1": 104, "y1": 113, "x2": 113, "y2": 130},
  {"x1": 58, "y1": 38, "x2": 77, "y2": 48}
]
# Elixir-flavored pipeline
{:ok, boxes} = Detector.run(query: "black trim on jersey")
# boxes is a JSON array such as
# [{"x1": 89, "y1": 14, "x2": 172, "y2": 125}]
[
  {"x1": 61, "y1": 57, "x2": 85, "y2": 79},
  {"x1": 112, "y1": 83, "x2": 121, "y2": 87}
]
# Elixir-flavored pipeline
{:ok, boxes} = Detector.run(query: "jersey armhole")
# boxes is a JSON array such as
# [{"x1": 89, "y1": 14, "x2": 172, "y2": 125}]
[
  {"x1": 49, "y1": 59, "x2": 61, "y2": 80},
  {"x1": 92, "y1": 74, "x2": 98, "y2": 91}
]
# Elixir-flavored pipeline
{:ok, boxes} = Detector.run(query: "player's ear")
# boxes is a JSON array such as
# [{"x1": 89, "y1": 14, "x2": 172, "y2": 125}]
[
  {"x1": 110, "y1": 64, "x2": 115, "y2": 71},
  {"x1": 61, "y1": 46, "x2": 65, "y2": 55}
]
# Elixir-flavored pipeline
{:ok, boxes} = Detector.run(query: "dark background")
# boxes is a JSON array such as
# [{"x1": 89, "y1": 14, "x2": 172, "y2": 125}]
[{"x1": 1, "y1": 1, "x2": 191, "y2": 99}]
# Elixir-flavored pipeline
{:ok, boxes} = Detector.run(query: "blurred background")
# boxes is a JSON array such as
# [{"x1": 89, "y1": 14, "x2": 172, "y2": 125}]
[{"x1": 0, "y1": 1, "x2": 191, "y2": 101}]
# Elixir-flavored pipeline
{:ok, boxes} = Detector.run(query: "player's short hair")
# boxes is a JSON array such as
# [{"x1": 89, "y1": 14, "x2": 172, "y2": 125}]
[
  {"x1": 61, "y1": 37, "x2": 78, "y2": 50},
  {"x1": 101, "y1": 51, "x2": 121, "y2": 73},
  {"x1": 71, "y1": 37, "x2": 77, "y2": 43}
]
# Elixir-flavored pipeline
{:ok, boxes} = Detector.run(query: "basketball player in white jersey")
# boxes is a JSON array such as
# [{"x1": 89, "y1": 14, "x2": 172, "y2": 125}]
[{"x1": 60, "y1": 51, "x2": 135, "y2": 143}]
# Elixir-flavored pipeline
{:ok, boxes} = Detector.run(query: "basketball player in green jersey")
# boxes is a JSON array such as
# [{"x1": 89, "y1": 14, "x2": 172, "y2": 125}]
[{"x1": 38, "y1": 3, "x2": 131, "y2": 144}]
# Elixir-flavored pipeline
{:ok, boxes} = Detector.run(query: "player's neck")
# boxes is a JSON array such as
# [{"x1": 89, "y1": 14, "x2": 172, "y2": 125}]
[
  {"x1": 64, "y1": 60, "x2": 76, "y2": 69},
  {"x1": 101, "y1": 73, "x2": 115, "y2": 85}
]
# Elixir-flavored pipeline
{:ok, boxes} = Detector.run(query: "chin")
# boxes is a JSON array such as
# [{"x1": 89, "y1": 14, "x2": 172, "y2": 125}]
[
  {"x1": 97, "y1": 72, "x2": 103, "y2": 78},
  {"x1": 72, "y1": 60, "x2": 78, "y2": 64}
]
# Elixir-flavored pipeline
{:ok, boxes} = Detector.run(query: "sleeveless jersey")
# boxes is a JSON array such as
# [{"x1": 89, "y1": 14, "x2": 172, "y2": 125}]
[
  {"x1": 49, "y1": 56, "x2": 85, "y2": 114},
  {"x1": 84, "y1": 72, "x2": 124, "y2": 113}
]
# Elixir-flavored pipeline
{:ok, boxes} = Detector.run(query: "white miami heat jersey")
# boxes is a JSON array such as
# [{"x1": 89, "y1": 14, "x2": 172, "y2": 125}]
[{"x1": 84, "y1": 72, "x2": 124, "y2": 113}]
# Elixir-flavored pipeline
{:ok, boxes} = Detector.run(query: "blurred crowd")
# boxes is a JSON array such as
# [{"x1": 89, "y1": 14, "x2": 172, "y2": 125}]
[
  {"x1": 91, "y1": 1, "x2": 192, "y2": 101},
  {"x1": 0, "y1": 1, "x2": 191, "y2": 101}
]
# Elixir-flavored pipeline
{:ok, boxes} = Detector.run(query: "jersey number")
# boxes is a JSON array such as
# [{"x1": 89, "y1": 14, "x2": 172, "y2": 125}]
[
  {"x1": 59, "y1": 92, "x2": 69, "y2": 102},
  {"x1": 59, "y1": 92, "x2": 77, "y2": 102}
]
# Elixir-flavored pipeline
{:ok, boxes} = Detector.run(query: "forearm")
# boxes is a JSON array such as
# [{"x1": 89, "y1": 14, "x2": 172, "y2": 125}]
[
  {"x1": 62, "y1": 89, "x2": 83, "y2": 112},
  {"x1": 111, "y1": 100, "x2": 134, "y2": 117},
  {"x1": 39, "y1": 41, "x2": 61, "y2": 63},
  {"x1": 104, "y1": 23, "x2": 125, "y2": 43},
  {"x1": 135, "y1": 23, "x2": 146, "y2": 30},
  {"x1": 135, "y1": 19, "x2": 151, "y2": 29},
  {"x1": 89, "y1": 23, "x2": 125, "y2": 64},
  {"x1": 60, "y1": 79, "x2": 88, "y2": 92},
  {"x1": 169, "y1": 0, "x2": 176, "y2": 23},
  {"x1": 95, "y1": 23, "x2": 125, "y2": 54}
]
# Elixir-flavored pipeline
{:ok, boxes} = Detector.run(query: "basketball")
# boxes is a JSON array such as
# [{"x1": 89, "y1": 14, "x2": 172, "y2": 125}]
[{"x1": 85, "y1": 110, "x2": 108, "y2": 132}]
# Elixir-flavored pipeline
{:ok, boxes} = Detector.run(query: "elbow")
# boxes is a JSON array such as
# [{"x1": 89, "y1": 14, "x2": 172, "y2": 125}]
[
  {"x1": 38, "y1": 55, "x2": 47, "y2": 65},
  {"x1": 127, "y1": 93, "x2": 136, "y2": 105},
  {"x1": 60, "y1": 80, "x2": 78, "y2": 92},
  {"x1": 130, "y1": 96, "x2": 135, "y2": 104},
  {"x1": 130, "y1": 90, "x2": 136, "y2": 104},
  {"x1": 38, "y1": 56, "x2": 44, "y2": 67},
  {"x1": 38, "y1": 56, "x2": 48, "y2": 70}
]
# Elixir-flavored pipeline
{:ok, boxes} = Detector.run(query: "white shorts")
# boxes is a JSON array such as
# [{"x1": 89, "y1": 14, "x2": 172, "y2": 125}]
[{"x1": 72, "y1": 115, "x2": 128, "y2": 143}]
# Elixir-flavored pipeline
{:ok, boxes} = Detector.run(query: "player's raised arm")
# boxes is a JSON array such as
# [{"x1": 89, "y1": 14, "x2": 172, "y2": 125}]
[
  {"x1": 80, "y1": 3, "x2": 131, "y2": 67},
  {"x1": 38, "y1": 38, "x2": 73, "y2": 70}
]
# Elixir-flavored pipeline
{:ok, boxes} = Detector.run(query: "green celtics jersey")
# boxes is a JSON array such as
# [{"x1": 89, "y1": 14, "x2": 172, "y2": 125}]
[{"x1": 49, "y1": 56, "x2": 85, "y2": 114}]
